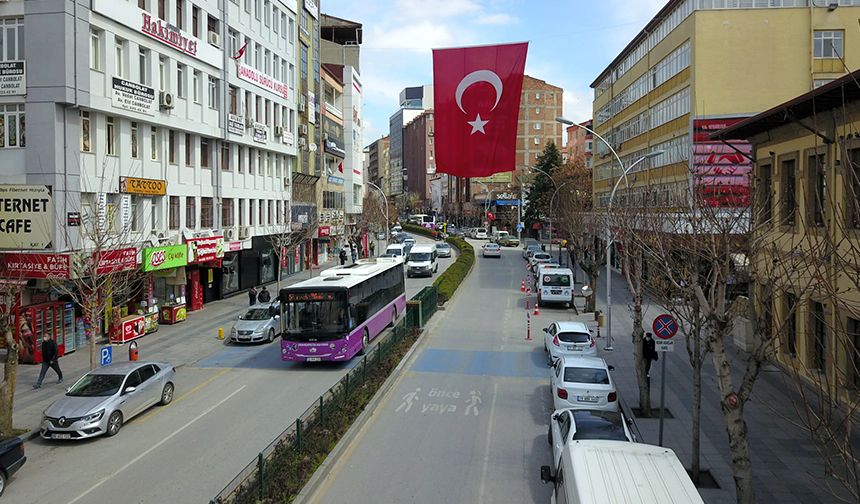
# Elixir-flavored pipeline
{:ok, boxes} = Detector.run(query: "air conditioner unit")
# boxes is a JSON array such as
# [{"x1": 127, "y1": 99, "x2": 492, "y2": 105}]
[
  {"x1": 224, "y1": 227, "x2": 237, "y2": 240},
  {"x1": 239, "y1": 226, "x2": 252, "y2": 240},
  {"x1": 245, "y1": 116, "x2": 254, "y2": 128},
  {"x1": 275, "y1": 126, "x2": 284, "y2": 136},
  {"x1": 298, "y1": 101, "x2": 306, "y2": 113},
  {"x1": 299, "y1": 124, "x2": 308, "y2": 136},
  {"x1": 283, "y1": 176, "x2": 290, "y2": 188},
  {"x1": 159, "y1": 92, "x2": 175, "y2": 109},
  {"x1": 208, "y1": 31, "x2": 220, "y2": 47},
  {"x1": 298, "y1": 137, "x2": 307, "y2": 149}
]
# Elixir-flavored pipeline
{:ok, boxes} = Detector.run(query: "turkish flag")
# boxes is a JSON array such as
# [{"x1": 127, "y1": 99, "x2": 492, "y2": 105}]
[{"x1": 433, "y1": 43, "x2": 528, "y2": 178}]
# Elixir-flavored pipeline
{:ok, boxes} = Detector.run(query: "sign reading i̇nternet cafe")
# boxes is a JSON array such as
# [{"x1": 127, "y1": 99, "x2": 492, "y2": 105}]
[
  {"x1": 0, "y1": 185, "x2": 54, "y2": 250},
  {"x1": 0, "y1": 61, "x2": 25, "y2": 96},
  {"x1": 112, "y1": 77, "x2": 157, "y2": 116}
]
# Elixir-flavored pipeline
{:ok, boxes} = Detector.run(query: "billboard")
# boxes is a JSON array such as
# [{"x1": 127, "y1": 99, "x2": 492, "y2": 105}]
[
  {"x1": 473, "y1": 172, "x2": 513, "y2": 184},
  {"x1": 0, "y1": 185, "x2": 54, "y2": 250}
]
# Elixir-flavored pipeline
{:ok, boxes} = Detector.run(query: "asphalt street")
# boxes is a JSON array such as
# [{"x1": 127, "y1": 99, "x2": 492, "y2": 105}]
[
  {"x1": 304, "y1": 239, "x2": 597, "y2": 504},
  {"x1": 2, "y1": 235, "x2": 453, "y2": 504}
]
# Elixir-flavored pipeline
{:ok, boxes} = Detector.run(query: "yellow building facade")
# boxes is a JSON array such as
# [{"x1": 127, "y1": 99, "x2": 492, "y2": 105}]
[
  {"x1": 718, "y1": 70, "x2": 860, "y2": 401},
  {"x1": 591, "y1": 0, "x2": 860, "y2": 209}
]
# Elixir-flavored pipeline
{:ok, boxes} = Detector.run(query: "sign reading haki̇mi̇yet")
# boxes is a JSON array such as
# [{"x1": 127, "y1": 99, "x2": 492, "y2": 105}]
[{"x1": 432, "y1": 42, "x2": 528, "y2": 178}]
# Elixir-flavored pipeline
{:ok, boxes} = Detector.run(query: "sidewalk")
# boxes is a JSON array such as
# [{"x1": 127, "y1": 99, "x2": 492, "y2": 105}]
[{"x1": 8, "y1": 259, "x2": 337, "y2": 439}]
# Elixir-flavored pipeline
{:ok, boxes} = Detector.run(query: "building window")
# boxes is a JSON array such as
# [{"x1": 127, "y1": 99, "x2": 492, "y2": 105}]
[
  {"x1": 0, "y1": 18, "x2": 25, "y2": 63},
  {"x1": 201, "y1": 197, "x2": 213, "y2": 228},
  {"x1": 138, "y1": 48, "x2": 150, "y2": 85},
  {"x1": 159, "y1": 56, "x2": 167, "y2": 90},
  {"x1": 131, "y1": 121, "x2": 139, "y2": 158},
  {"x1": 223, "y1": 198, "x2": 234, "y2": 227},
  {"x1": 192, "y1": 5, "x2": 200, "y2": 38},
  {"x1": 186, "y1": 196, "x2": 196, "y2": 229},
  {"x1": 193, "y1": 70, "x2": 201, "y2": 103},
  {"x1": 201, "y1": 138, "x2": 210, "y2": 168},
  {"x1": 239, "y1": 199, "x2": 246, "y2": 226},
  {"x1": 176, "y1": 0, "x2": 185, "y2": 29},
  {"x1": 185, "y1": 133, "x2": 193, "y2": 166},
  {"x1": 810, "y1": 301, "x2": 827, "y2": 371},
  {"x1": 207, "y1": 16, "x2": 219, "y2": 44},
  {"x1": 139, "y1": 0, "x2": 146, "y2": 9},
  {"x1": 289, "y1": 17, "x2": 295, "y2": 41},
  {"x1": 208, "y1": 76, "x2": 219, "y2": 109},
  {"x1": 90, "y1": 30, "x2": 101, "y2": 70},
  {"x1": 168, "y1": 129, "x2": 176, "y2": 164},
  {"x1": 80, "y1": 111, "x2": 91, "y2": 152},
  {"x1": 301, "y1": 10, "x2": 308, "y2": 33},
  {"x1": 807, "y1": 153, "x2": 826, "y2": 227},
  {"x1": 221, "y1": 142, "x2": 230, "y2": 171},
  {"x1": 847, "y1": 148, "x2": 860, "y2": 228},
  {"x1": 150, "y1": 126, "x2": 159, "y2": 160},
  {"x1": 0, "y1": 104, "x2": 24, "y2": 149},
  {"x1": 115, "y1": 40, "x2": 126, "y2": 78},
  {"x1": 264, "y1": 0, "x2": 271, "y2": 26},
  {"x1": 781, "y1": 158, "x2": 796, "y2": 226},
  {"x1": 759, "y1": 163, "x2": 772, "y2": 225},
  {"x1": 169, "y1": 196, "x2": 180, "y2": 229},
  {"x1": 238, "y1": 146, "x2": 245, "y2": 173},
  {"x1": 533, "y1": 123, "x2": 541, "y2": 130},
  {"x1": 229, "y1": 86, "x2": 238, "y2": 115},
  {"x1": 785, "y1": 293, "x2": 798, "y2": 357},
  {"x1": 106, "y1": 117, "x2": 117, "y2": 156},
  {"x1": 814, "y1": 30, "x2": 843, "y2": 59},
  {"x1": 814, "y1": 79, "x2": 834, "y2": 89},
  {"x1": 176, "y1": 64, "x2": 186, "y2": 98},
  {"x1": 130, "y1": 196, "x2": 140, "y2": 232}
]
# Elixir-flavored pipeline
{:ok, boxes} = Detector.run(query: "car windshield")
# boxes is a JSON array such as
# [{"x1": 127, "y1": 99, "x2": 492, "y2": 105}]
[
  {"x1": 477, "y1": 228, "x2": 487, "y2": 233},
  {"x1": 544, "y1": 274, "x2": 571, "y2": 287},
  {"x1": 409, "y1": 252, "x2": 432, "y2": 262},
  {"x1": 284, "y1": 299, "x2": 348, "y2": 341},
  {"x1": 387, "y1": 248, "x2": 403, "y2": 256},
  {"x1": 572, "y1": 411, "x2": 627, "y2": 441},
  {"x1": 559, "y1": 331, "x2": 590, "y2": 343},
  {"x1": 436, "y1": 244, "x2": 450, "y2": 250},
  {"x1": 534, "y1": 254, "x2": 551, "y2": 260},
  {"x1": 67, "y1": 374, "x2": 125, "y2": 397},
  {"x1": 486, "y1": 244, "x2": 499, "y2": 249},
  {"x1": 528, "y1": 245, "x2": 541, "y2": 251},
  {"x1": 564, "y1": 367, "x2": 610, "y2": 384},
  {"x1": 241, "y1": 308, "x2": 272, "y2": 320}
]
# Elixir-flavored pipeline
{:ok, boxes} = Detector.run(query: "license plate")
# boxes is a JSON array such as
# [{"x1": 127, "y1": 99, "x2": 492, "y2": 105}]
[
  {"x1": 306, "y1": 357, "x2": 321, "y2": 362},
  {"x1": 552, "y1": 290, "x2": 562, "y2": 295},
  {"x1": 53, "y1": 433, "x2": 71, "y2": 440},
  {"x1": 576, "y1": 395, "x2": 599, "y2": 403},
  {"x1": 567, "y1": 345, "x2": 580, "y2": 351}
]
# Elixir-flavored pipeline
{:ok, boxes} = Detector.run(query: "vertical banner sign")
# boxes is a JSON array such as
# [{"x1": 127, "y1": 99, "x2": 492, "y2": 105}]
[
  {"x1": 97, "y1": 193, "x2": 107, "y2": 231},
  {"x1": 121, "y1": 194, "x2": 132, "y2": 231},
  {"x1": 0, "y1": 185, "x2": 54, "y2": 250},
  {"x1": 432, "y1": 43, "x2": 528, "y2": 177}
]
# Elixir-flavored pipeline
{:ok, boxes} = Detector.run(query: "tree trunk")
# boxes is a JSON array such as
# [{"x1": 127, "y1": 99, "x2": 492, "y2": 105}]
[
  {"x1": 0, "y1": 328, "x2": 18, "y2": 438},
  {"x1": 586, "y1": 270, "x2": 598, "y2": 313},
  {"x1": 710, "y1": 323, "x2": 756, "y2": 504},
  {"x1": 631, "y1": 293, "x2": 650, "y2": 416},
  {"x1": 85, "y1": 304, "x2": 99, "y2": 370},
  {"x1": 691, "y1": 347, "x2": 702, "y2": 484}
]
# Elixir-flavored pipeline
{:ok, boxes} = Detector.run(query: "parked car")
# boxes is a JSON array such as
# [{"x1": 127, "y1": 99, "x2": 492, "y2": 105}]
[
  {"x1": 230, "y1": 304, "x2": 280, "y2": 343},
  {"x1": 385, "y1": 244, "x2": 408, "y2": 264},
  {"x1": 529, "y1": 252, "x2": 554, "y2": 271},
  {"x1": 474, "y1": 228, "x2": 488, "y2": 240},
  {"x1": 41, "y1": 361, "x2": 176, "y2": 440},
  {"x1": 548, "y1": 408, "x2": 635, "y2": 466},
  {"x1": 537, "y1": 267, "x2": 575, "y2": 308},
  {"x1": 403, "y1": 237, "x2": 416, "y2": 254},
  {"x1": 0, "y1": 437, "x2": 26, "y2": 496},
  {"x1": 498, "y1": 234, "x2": 520, "y2": 247},
  {"x1": 491, "y1": 230, "x2": 510, "y2": 243},
  {"x1": 523, "y1": 244, "x2": 542, "y2": 259},
  {"x1": 482, "y1": 243, "x2": 502, "y2": 258},
  {"x1": 544, "y1": 320, "x2": 597, "y2": 365},
  {"x1": 435, "y1": 242, "x2": 453, "y2": 258},
  {"x1": 551, "y1": 356, "x2": 618, "y2": 412},
  {"x1": 406, "y1": 244, "x2": 438, "y2": 278}
]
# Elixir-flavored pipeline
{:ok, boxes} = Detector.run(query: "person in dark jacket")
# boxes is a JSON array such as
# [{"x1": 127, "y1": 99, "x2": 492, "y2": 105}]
[
  {"x1": 257, "y1": 286, "x2": 271, "y2": 303},
  {"x1": 339, "y1": 248, "x2": 348, "y2": 265},
  {"x1": 33, "y1": 334, "x2": 63, "y2": 389},
  {"x1": 643, "y1": 332, "x2": 659, "y2": 378},
  {"x1": 248, "y1": 286, "x2": 257, "y2": 306}
]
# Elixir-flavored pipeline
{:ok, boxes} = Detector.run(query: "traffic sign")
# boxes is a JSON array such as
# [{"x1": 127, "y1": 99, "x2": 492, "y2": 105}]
[
  {"x1": 100, "y1": 346, "x2": 112, "y2": 367},
  {"x1": 655, "y1": 340, "x2": 675, "y2": 352},
  {"x1": 652, "y1": 313, "x2": 678, "y2": 340},
  {"x1": 516, "y1": 222, "x2": 524, "y2": 232}
]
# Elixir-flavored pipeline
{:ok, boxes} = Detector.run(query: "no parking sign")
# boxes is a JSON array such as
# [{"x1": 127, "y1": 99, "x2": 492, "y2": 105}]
[{"x1": 652, "y1": 313, "x2": 678, "y2": 352}]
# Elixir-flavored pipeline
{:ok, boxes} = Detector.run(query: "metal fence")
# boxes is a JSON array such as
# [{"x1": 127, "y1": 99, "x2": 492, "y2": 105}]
[{"x1": 212, "y1": 286, "x2": 438, "y2": 504}]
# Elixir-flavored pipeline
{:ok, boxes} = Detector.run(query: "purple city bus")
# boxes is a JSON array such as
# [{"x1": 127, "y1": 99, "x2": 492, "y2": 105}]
[{"x1": 278, "y1": 258, "x2": 407, "y2": 362}]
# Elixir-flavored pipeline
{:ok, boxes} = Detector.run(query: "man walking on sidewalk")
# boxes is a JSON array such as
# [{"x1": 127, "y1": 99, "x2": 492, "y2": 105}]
[
  {"x1": 248, "y1": 286, "x2": 257, "y2": 306},
  {"x1": 33, "y1": 334, "x2": 63, "y2": 389},
  {"x1": 257, "y1": 285, "x2": 271, "y2": 303},
  {"x1": 643, "y1": 332, "x2": 658, "y2": 378}
]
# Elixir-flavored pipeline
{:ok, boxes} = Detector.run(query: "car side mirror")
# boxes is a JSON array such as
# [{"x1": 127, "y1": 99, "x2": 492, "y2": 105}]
[
  {"x1": 65, "y1": 387, "x2": 72, "y2": 393},
  {"x1": 542, "y1": 328, "x2": 549, "y2": 333},
  {"x1": 124, "y1": 386, "x2": 137, "y2": 394},
  {"x1": 540, "y1": 465, "x2": 554, "y2": 484},
  {"x1": 608, "y1": 365, "x2": 615, "y2": 371}
]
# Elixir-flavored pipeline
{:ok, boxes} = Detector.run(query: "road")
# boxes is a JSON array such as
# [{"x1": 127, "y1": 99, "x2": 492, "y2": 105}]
[
  {"x1": 304, "y1": 239, "x2": 598, "y2": 503},
  {"x1": 3, "y1": 235, "x2": 454, "y2": 504}
]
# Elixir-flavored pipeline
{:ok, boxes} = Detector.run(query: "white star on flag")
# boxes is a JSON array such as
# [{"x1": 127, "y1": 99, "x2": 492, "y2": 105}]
[{"x1": 467, "y1": 114, "x2": 489, "y2": 135}]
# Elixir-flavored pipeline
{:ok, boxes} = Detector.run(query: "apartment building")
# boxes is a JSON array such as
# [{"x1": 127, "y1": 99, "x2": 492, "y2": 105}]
[
  {"x1": 403, "y1": 110, "x2": 434, "y2": 211},
  {"x1": 388, "y1": 85, "x2": 432, "y2": 205},
  {"x1": 0, "y1": 0, "x2": 301, "y2": 311},
  {"x1": 566, "y1": 119, "x2": 593, "y2": 168},
  {"x1": 591, "y1": 0, "x2": 860, "y2": 210},
  {"x1": 367, "y1": 136, "x2": 390, "y2": 193}
]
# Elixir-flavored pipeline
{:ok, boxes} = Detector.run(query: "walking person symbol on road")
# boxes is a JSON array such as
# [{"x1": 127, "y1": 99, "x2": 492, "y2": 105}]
[
  {"x1": 465, "y1": 390, "x2": 482, "y2": 416},
  {"x1": 395, "y1": 388, "x2": 421, "y2": 413},
  {"x1": 643, "y1": 332, "x2": 658, "y2": 379},
  {"x1": 33, "y1": 334, "x2": 63, "y2": 389}
]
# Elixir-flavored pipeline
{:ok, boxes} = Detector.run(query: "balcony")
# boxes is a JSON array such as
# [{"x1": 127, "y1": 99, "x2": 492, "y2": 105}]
[{"x1": 324, "y1": 102, "x2": 343, "y2": 119}]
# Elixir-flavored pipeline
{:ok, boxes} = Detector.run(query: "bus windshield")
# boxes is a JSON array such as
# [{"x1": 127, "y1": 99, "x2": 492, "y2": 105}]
[{"x1": 283, "y1": 293, "x2": 350, "y2": 341}]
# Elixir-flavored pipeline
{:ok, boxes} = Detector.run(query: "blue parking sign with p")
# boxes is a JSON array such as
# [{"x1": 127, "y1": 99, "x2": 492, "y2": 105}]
[{"x1": 100, "y1": 346, "x2": 112, "y2": 367}]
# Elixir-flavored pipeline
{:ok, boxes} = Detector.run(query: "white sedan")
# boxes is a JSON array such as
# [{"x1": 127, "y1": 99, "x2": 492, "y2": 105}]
[
  {"x1": 482, "y1": 243, "x2": 502, "y2": 258},
  {"x1": 550, "y1": 355, "x2": 618, "y2": 412},
  {"x1": 548, "y1": 408, "x2": 635, "y2": 467},
  {"x1": 543, "y1": 320, "x2": 597, "y2": 365}
]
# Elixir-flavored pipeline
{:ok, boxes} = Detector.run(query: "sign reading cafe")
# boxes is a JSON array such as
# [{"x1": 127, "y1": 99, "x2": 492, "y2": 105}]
[
  {"x1": 0, "y1": 185, "x2": 54, "y2": 250},
  {"x1": 112, "y1": 78, "x2": 157, "y2": 116}
]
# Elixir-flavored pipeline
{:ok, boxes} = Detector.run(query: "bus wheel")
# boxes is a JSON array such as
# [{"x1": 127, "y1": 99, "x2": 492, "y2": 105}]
[{"x1": 359, "y1": 329, "x2": 369, "y2": 356}]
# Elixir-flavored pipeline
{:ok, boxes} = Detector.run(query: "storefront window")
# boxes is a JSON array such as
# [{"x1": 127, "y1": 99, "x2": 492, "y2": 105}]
[
  {"x1": 260, "y1": 248, "x2": 275, "y2": 284},
  {"x1": 222, "y1": 253, "x2": 240, "y2": 295}
]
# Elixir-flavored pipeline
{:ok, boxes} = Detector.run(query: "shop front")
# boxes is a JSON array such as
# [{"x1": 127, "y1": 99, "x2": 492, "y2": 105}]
[
  {"x1": 142, "y1": 244, "x2": 188, "y2": 326},
  {"x1": 185, "y1": 235, "x2": 225, "y2": 307}
]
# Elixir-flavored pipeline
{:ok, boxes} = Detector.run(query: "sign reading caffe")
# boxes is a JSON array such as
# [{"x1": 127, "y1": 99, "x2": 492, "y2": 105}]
[
  {"x1": 143, "y1": 244, "x2": 187, "y2": 272},
  {"x1": 120, "y1": 177, "x2": 166, "y2": 196}
]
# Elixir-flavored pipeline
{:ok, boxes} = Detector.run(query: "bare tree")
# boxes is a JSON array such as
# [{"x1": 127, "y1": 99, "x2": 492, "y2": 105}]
[
  {"x1": 0, "y1": 280, "x2": 23, "y2": 438},
  {"x1": 266, "y1": 208, "x2": 318, "y2": 290}
]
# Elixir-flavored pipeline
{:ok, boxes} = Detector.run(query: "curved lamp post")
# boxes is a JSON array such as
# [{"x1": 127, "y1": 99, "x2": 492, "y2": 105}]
[{"x1": 366, "y1": 181, "x2": 389, "y2": 240}]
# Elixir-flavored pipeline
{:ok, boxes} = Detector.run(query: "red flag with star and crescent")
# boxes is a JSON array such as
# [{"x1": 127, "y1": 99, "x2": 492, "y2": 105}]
[{"x1": 432, "y1": 42, "x2": 528, "y2": 177}]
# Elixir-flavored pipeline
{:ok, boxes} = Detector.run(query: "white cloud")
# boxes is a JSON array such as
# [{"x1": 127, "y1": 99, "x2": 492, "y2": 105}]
[
  {"x1": 391, "y1": 0, "x2": 481, "y2": 20},
  {"x1": 364, "y1": 22, "x2": 458, "y2": 51},
  {"x1": 476, "y1": 13, "x2": 517, "y2": 25}
]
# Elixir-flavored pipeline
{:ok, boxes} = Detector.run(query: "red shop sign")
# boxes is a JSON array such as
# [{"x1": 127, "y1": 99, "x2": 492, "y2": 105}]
[
  {"x1": 0, "y1": 253, "x2": 70, "y2": 279},
  {"x1": 318, "y1": 226, "x2": 331, "y2": 238},
  {"x1": 96, "y1": 248, "x2": 138, "y2": 275},
  {"x1": 187, "y1": 236, "x2": 225, "y2": 264}
]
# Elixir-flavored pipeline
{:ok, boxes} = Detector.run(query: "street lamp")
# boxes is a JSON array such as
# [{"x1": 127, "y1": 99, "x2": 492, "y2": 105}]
[
  {"x1": 474, "y1": 180, "x2": 491, "y2": 225},
  {"x1": 527, "y1": 166, "x2": 559, "y2": 246},
  {"x1": 556, "y1": 116, "x2": 662, "y2": 351},
  {"x1": 549, "y1": 181, "x2": 570, "y2": 262}
]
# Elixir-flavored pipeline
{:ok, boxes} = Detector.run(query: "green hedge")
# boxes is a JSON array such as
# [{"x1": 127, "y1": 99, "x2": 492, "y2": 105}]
[
  {"x1": 400, "y1": 223, "x2": 475, "y2": 304},
  {"x1": 401, "y1": 223, "x2": 439, "y2": 239}
]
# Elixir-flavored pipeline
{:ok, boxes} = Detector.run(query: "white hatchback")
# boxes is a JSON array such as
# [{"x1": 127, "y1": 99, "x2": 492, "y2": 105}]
[
  {"x1": 551, "y1": 356, "x2": 618, "y2": 412},
  {"x1": 474, "y1": 228, "x2": 488, "y2": 239},
  {"x1": 544, "y1": 320, "x2": 596, "y2": 364},
  {"x1": 529, "y1": 252, "x2": 553, "y2": 271}
]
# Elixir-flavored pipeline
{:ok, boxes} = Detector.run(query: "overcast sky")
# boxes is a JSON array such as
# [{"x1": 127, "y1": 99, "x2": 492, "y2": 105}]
[{"x1": 320, "y1": 0, "x2": 666, "y2": 142}]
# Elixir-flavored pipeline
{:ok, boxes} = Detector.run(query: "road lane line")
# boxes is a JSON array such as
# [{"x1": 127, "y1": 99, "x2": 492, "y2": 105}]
[
  {"x1": 67, "y1": 385, "x2": 247, "y2": 504},
  {"x1": 136, "y1": 368, "x2": 231, "y2": 423},
  {"x1": 477, "y1": 382, "x2": 499, "y2": 504}
]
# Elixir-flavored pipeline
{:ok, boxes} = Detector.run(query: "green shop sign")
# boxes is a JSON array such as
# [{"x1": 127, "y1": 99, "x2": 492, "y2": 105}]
[{"x1": 143, "y1": 244, "x2": 187, "y2": 272}]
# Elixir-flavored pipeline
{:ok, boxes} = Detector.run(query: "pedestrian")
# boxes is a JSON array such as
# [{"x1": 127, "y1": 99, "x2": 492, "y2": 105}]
[
  {"x1": 33, "y1": 334, "x2": 63, "y2": 389},
  {"x1": 339, "y1": 247, "x2": 348, "y2": 265},
  {"x1": 248, "y1": 286, "x2": 257, "y2": 306},
  {"x1": 643, "y1": 332, "x2": 658, "y2": 378},
  {"x1": 257, "y1": 285, "x2": 271, "y2": 303},
  {"x1": 351, "y1": 245, "x2": 358, "y2": 263},
  {"x1": 369, "y1": 241, "x2": 376, "y2": 257}
]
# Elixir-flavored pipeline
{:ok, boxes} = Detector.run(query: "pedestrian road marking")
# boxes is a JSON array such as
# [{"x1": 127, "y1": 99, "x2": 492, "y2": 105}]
[
  {"x1": 395, "y1": 388, "x2": 421, "y2": 413},
  {"x1": 394, "y1": 387, "x2": 482, "y2": 417},
  {"x1": 465, "y1": 390, "x2": 482, "y2": 416}
]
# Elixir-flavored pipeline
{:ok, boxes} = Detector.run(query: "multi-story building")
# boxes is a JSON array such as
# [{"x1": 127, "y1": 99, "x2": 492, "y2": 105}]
[
  {"x1": 590, "y1": 0, "x2": 860, "y2": 210},
  {"x1": 565, "y1": 120, "x2": 593, "y2": 168},
  {"x1": 388, "y1": 85, "x2": 432, "y2": 207},
  {"x1": 367, "y1": 136, "x2": 390, "y2": 193},
  {"x1": 0, "y1": 0, "x2": 299, "y2": 318},
  {"x1": 319, "y1": 64, "x2": 347, "y2": 250},
  {"x1": 403, "y1": 110, "x2": 434, "y2": 212},
  {"x1": 716, "y1": 69, "x2": 860, "y2": 404}
]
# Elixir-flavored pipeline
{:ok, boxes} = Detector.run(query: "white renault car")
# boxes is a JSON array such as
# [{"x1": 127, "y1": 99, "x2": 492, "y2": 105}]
[
  {"x1": 551, "y1": 355, "x2": 618, "y2": 412},
  {"x1": 548, "y1": 408, "x2": 636, "y2": 466},
  {"x1": 544, "y1": 320, "x2": 597, "y2": 364}
]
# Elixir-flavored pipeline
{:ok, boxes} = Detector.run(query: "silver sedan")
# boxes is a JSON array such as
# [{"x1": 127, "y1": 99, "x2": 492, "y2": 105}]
[
  {"x1": 41, "y1": 361, "x2": 175, "y2": 440},
  {"x1": 230, "y1": 304, "x2": 281, "y2": 343}
]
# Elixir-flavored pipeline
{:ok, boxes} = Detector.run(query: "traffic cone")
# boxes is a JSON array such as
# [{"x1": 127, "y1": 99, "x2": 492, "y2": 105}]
[
  {"x1": 534, "y1": 302, "x2": 540, "y2": 316},
  {"x1": 520, "y1": 278, "x2": 525, "y2": 292}
]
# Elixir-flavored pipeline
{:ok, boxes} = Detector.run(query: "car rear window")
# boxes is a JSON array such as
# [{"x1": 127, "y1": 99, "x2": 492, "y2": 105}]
[
  {"x1": 558, "y1": 331, "x2": 590, "y2": 343},
  {"x1": 571, "y1": 411, "x2": 627, "y2": 441},
  {"x1": 564, "y1": 367, "x2": 609, "y2": 384},
  {"x1": 543, "y1": 274, "x2": 571, "y2": 286}
]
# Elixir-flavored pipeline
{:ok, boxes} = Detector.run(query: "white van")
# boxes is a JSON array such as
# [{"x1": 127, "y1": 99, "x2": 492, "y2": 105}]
[
  {"x1": 541, "y1": 440, "x2": 705, "y2": 504},
  {"x1": 406, "y1": 244, "x2": 438, "y2": 277},
  {"x1": 537, "y1": 268, "x2": 574, "y2": 307},
  {"x1": 384, "y1": 244, "x2": 407, "y2": 264}
]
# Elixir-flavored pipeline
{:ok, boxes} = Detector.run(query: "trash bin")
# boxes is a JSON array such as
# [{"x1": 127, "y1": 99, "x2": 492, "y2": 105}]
[{"x1": 129, "y1": 341, "x2": 139, "y2": 361}]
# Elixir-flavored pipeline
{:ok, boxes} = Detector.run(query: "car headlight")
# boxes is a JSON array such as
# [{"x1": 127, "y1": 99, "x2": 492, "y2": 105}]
[
  {"x1": 231, "y1": 327, "x2": 237, "y2": 335},
  {"x1": 84, "y1": 409, "x2": 105, "y2": 423},
  {"x1": 253, "y1": 327, "x2": 264, "y2": 334}
]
